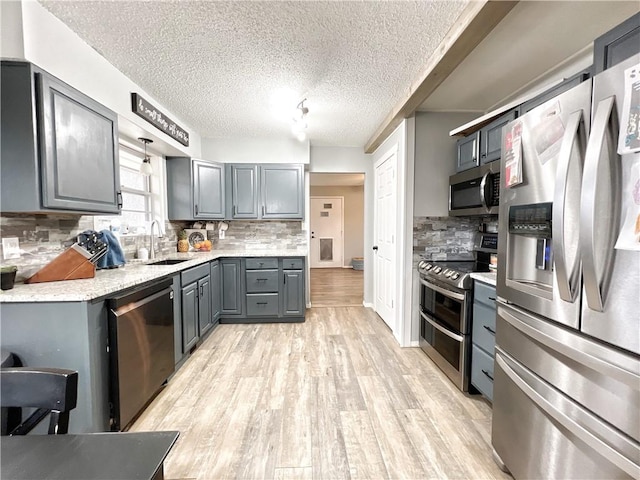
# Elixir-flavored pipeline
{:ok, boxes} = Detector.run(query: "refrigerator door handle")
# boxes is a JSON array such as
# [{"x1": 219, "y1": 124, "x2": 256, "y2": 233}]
[
  {"x1": 495, "y1": 352, "x2": 640, "y2": 479},
  {"x1": 553, "y1": 109, "x2": 585, "y2": 303},
  {"x1": 581, "y1": 96, "x2": 620, "y2": 312}
]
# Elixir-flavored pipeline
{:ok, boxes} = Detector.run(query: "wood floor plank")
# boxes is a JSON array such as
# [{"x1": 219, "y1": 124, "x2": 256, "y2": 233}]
[
  {"x1": 326, "y1": 334, "x2": 367, "y2": 411},
  {"x1": 310, "y1": 376, "x2": 351, "y2": 480},
  {"x1": 274, "y1": 467, "x2": 313, "y2": 480},
  {"x1": 310, "y1": 268, "x2": 363, "y2": 307},
  {"x1": 340, "y1": 410, "x2": 389, "y2": 480}
]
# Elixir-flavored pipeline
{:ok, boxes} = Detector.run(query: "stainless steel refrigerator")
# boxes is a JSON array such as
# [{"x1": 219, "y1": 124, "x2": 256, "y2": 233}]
[{"x1": 493, "y1": 54, "x2": 640, "y2": 479}]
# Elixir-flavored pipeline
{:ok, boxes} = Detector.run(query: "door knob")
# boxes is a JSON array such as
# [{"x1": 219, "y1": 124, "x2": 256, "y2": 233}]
[{"x1": 372, "y1": 246, "x2": 378, "y2": 251}]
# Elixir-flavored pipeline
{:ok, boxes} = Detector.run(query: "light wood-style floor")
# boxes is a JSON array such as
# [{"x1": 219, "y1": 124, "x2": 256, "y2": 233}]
[
  {"x1": 310, "y1": 268, "x2": 364, "y2": 307},
  {"x1": 131, "y1": 307, "x2": 508, "y2": 480}
]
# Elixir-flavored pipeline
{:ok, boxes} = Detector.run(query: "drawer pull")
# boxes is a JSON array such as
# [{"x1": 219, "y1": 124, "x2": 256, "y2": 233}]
[
  {"x1": 256, "y1": 302, "x2": 268, "y2": 305},
  {"x1": 488, "y1": 296, "x2": 496, "y2": 301},
  {"x1": 483, "y1": 325, "x2": 496, "y2": 335},
  {"x1": 482, "y1": 369, "x2": 494, "y2": 381},
  {"x1": 256, "y1": 278, "x2": 267, "y2": 282}
]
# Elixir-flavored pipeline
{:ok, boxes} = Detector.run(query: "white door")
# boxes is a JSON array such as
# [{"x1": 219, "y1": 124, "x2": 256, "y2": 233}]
[
  {"x1": 374, "y1": 148, "x2": 397, "y2": 330},
  {"x1": 310, "y1": 197, "x2": 343, "y2": 268}
]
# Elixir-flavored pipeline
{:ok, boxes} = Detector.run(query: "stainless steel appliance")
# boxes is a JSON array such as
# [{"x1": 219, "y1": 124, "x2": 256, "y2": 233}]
[
  {"x1": 418, "y1": 233, "x2": 497, "y2": 391},
  {"x1": 449, "y1": 160, "x2": 501, "y2": 216},
  {"x1": 493, "y1": 54, "x2": 640, "y2": 479},
  {"x1": 108, "y1": 278, "x2": 175, "y2": 431}
]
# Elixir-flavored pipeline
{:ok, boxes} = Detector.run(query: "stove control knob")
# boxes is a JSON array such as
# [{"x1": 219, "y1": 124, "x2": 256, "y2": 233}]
[
  {"x1": 425, "y1": 263, "x2": 433, "y2": 270},
  {"x1": 433, "y1": 267, "x2": 442, "y2": 274},
  {"x1": 451, "y1": 273, "x2": 460, "y2": 280},
  {"x1": 418, "y1": 261, "x2": 425, "y2": 269}
]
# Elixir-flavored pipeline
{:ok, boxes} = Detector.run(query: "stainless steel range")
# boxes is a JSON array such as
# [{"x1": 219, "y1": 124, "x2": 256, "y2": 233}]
[{"x1": 417, "y1": 232, "x2": 497, "y2": 391}]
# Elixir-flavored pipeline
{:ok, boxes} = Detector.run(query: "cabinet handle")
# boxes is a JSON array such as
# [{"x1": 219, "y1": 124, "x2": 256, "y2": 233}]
[
  {"x1": 482, "y1": 369, "x2": 494, "y2": 381},
  {"x1": 195, "y1": 204, "x2": 199, "y2": 215},
  {"x1": 483, "y1": 325, "x2": 496, "y2": 335},
  {"x1": 257, "y1": 302, "x2": 268, "y2": 305},
  {"x1": 262, "y1": 205, "x2": 265, "y2": 217},
  {"x1": 117, "y1": 191, "x2": 123, "y2": 209},
  {"x1": 200, "y1": 285, "x2": 204, "y2": 296},
  {"x1": 256, "y1": 278, "x2": 267, "y2": 282},
  {"x1": 233, "y1": 205, "x2": 237, "y2": 216},
  {"x1": 284, "y1": 273, "x2": 286, "y2": 284},
  {"x1": 488, "y1": 296, "x2": 496, "y2": 301}
]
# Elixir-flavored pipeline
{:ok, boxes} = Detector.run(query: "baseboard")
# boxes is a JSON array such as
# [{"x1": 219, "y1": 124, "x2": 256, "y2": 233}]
[
  {"x1": 342, "y1": 265, "x2": 353, "y2": 269},
  {"x1": 363, "y1": 302, "x2": 374, "y2": 308},
  {"x1": 410, "y1": 340, "x2": 420, "y2": 347}
]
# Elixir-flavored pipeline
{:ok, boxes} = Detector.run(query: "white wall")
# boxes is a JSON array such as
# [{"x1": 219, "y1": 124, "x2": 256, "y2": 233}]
[
  {"x1": 201, "y1": 138, "x2": 310, "y2": 164},
  {"x1": 310, "y1": 185, "x2": 364, "y2": 267},
  {"x1": 414, "y1": 112, "x2": 478, "y2": 216},
  {"x1": 309, "y1": 146, "x2": 373, "y2": 304},
  {"x1": 370, "y1": 119, "x2": 415, "y2": 347},
  {"x1": 0, "y1": 1, "x2": 25, "y2": 59},
  {"x1": 8, "y1": 0, "x2": 200, "y2": 159}
]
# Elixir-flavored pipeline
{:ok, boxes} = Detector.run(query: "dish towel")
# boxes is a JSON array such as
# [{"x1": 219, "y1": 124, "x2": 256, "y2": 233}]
[{"x1": 96, "y1": 230, "x2": 126, "y2": 269}]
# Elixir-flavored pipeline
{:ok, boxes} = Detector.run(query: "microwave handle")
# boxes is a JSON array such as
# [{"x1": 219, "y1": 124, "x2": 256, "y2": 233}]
[
  {"x1": 479, "y1": 171, "x2": 490, "y2": 210},
  {"x1": 552, "y1": 109, "x2": 584, "y2": 303}
]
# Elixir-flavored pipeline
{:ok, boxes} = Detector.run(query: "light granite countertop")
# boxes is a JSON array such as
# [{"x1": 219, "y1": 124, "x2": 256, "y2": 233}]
[
  {"x1": 0, "y1": 249, "x2": 307, "y2": 303},
  {"x1": 470, "y1": 271, "x2": 497, "y2": 287}
]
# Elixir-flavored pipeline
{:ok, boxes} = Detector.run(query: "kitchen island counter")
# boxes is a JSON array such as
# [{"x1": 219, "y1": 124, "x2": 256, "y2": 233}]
[{"x1": 0, "y1": 249, "x2": 307, "y2": 303}]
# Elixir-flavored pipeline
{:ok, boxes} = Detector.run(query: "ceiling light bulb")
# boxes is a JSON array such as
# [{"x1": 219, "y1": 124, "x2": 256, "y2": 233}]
[
  {"x1": 140, "y1": 158, "x2": 153, "y2": 176},
  {"x1": 138, "y1": 137, "x2": 154, "y2": 176},
  {"x1": 296, "y1": 131, "x2": 307, "y2": 142}
]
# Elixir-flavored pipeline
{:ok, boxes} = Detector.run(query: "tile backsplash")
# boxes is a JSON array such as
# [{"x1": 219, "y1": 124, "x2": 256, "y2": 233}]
[
  {"x1": 414, "y1": 216, "x2": 497, "y2": 260},
  {"x1": 0, "y1": 214, "x2": 307, "y2": 282}
]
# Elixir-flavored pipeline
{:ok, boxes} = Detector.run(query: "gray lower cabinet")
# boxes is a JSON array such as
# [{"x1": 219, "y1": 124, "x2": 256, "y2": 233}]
[
  {"x1": 471, "y1": 280, "x2": 497, "y2": 401},
  {"x1": 167, "y1": 157, "x2": 225, "y2": 220},
  {"x1": 221, "y1": 258, "x2": 243, "y2": 315},
  {"x1": 227, "y1": 164, "x2": 304, "y2": 220},
  {"x1": 1, "y1": 61, "x2": 121, "y2": 214},
  {"x1": 0, "y1": 301, "x2": 111, "y2": 433},
  {"x1": 220, "y1": 257, "x2": 306, "y2": 323},
  {"x1": 211, "y1": 260, "x2": 221, "y2": 322},
  {"x1": 181, "y1": 263, "x2": 213, "y2": 352}
]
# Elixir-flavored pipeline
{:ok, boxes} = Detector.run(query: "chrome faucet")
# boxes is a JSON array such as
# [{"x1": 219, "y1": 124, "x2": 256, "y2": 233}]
[{"x1": 150, "y1": 220, "x2": 161, "y2": 260}]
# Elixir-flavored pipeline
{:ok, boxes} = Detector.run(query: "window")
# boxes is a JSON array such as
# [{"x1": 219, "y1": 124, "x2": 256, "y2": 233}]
[{"x1": 94, "y1": 144, "x2": 162, "y2": 236}]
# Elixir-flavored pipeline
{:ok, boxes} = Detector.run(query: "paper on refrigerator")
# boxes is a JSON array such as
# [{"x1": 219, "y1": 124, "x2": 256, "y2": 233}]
[
  {"x1": 618, "y1": 63, "x2": 640, "y2": 155},
  {"x1": 615, "y1": 159, "x2": 640, "y2": 251}
]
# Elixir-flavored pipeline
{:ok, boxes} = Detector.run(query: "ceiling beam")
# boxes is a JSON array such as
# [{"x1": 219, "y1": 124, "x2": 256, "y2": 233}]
[{"x1": 364, "y1": 0, "x2": 519, "y2": 154}]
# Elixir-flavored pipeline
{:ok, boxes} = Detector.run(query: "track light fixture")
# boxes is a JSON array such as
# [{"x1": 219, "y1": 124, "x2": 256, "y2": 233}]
[
  {"x1": 292, "y1": 99, "x2": 309, "y2": 141},
  {"x1": 138, "y1": 137, "x2": 153, "y2": 176}
]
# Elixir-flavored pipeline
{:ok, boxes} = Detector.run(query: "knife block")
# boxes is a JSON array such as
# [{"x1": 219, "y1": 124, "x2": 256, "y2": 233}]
[{"x1": 26, "y1": 247, "x2": 95, "y2": 284}]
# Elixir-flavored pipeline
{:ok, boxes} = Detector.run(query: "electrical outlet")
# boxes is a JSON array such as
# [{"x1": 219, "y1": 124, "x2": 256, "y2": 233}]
[
  {"x1": 219, "y1": 229, "x2": 225, "y2": 239},
  {"x1": 2, "y1": 237, "x2": 20, "y2": 260}
]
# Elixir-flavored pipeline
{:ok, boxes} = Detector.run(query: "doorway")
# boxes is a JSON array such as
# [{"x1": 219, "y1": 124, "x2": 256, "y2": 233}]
[{"x1": 309, "y1": 173, "x2": 365, "y2": 307}]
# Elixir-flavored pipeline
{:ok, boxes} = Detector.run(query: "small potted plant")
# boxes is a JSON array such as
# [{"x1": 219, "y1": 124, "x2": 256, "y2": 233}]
[
  {"x1": 1, "y1": 265, "x2": 18, "y2": 290},
  {"x1": 177, "y1": 230, "x2": 189, "y2": 253}
]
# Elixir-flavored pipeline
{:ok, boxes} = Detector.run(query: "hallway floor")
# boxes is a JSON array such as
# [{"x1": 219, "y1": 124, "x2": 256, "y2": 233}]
[
  {"x1": 131, "y1": 306, "x2": 507, "y2": 480},
  {"x1": 310, "y1": 268, "x2": 364, "y2": 307}
]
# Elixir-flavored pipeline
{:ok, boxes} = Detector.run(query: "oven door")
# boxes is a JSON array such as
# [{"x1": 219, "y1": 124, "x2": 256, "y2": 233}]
[{"x1": 419, "y1": 277, "x2": 471, "y2": 391}]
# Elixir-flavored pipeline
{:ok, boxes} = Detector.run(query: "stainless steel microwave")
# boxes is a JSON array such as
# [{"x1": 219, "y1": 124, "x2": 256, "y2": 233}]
[{"x1": 448, "y1": 160, "x2": 500, "y2": 216}]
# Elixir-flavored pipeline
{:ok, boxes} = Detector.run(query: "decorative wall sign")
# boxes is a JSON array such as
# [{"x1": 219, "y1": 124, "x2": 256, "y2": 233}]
[{"x1": 131, "y1": 93, "x2": 190, "y2": 146}]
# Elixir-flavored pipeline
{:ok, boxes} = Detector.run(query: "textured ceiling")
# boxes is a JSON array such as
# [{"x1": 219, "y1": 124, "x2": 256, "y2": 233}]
[{"x1": 39, "y1": 0, "x2": 468, "y2": 148}]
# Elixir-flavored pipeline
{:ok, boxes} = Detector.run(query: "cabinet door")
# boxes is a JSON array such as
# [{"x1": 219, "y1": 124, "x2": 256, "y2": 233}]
[
  {"x1": 193, "y1": 160, "x2": 225, "y2": 219},
  {"x1": 181, "y1": 282, "x2": 199, "y2": 352},
  {"x1": 456, "y1": 132, "x2": 480, "y2": 172},
  {"x1": 481, "y1": 110, "x2": 516, "y2": 164},
  {"x1": 594, "y1": 12, "x2": 640, "y2": 74},
  {"x1": 210, "y1": 260, "x2": 221, "y2": 321},
  {"x1": 260, "y1": 164, "x2": 304, "y2": 219},
  {"x1": 198, "y1": 276, "x2": 212, "y2": 336},
  {"x1": 230, "y1": 165, "x2": 258, "y2": 218},
  {"x1": 221, "y1": 259, "x2": 243, "y2": 315},
  {"x1": 282, "y1": 270, "x2": 304, "y2": 316},
  {"x1": 37, "y1": 72, "x2": 120, "y2": 213}
]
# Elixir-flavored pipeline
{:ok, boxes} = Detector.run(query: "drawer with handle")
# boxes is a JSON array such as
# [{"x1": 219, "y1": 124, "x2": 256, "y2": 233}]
[
  {"x1": 246, "y1": 293, "x2": 279, "y2": 316},
  {"x1": 472, "y1": 301, "x2": 496, "y2": 354},
  {"x1": 471, "y1": 344, "x2": 494, "y2": 401},
  {"x1": 246, "y1": 270, "x2": 278, "y2": 293},
  {"x1": 245, "y1": 258, "x2": 278, "y2": 270},
  {"x1": 282, "y1": 258, "x2": 303, "y2": 270}
]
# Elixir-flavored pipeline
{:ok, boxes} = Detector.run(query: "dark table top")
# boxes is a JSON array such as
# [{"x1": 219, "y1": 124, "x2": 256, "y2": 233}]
[{"x1": 0, "y1": 431, "x2": 179, "y2": 480}]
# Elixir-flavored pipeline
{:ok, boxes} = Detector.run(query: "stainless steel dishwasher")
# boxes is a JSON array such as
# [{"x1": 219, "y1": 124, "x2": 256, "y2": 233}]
[{"x1": 108, "y1": 278, "x2": 174, "y2": 431}]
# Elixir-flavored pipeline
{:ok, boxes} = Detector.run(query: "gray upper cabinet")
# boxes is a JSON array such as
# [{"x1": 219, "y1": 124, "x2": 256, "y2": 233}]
[
  {"x1": 1, "y1": 61, "x2": 121, "y2": 214},
  {"x1": 456, "y1": 131, "x2": 480, "y2": 172},
  {"x1": 229, "y1": 164, "x2": 259, "y2": 219},
  {"x1": 167, "y1": 157, "x2": 225, "y2": 220},
  {"x1": 227, "y1": 163, "x2": 305, "y2": 220},
  {"x1": 594, "y1": 12, "x2": 640, "y2": 74},
  {"x1": 480, "y1": 110, "x2": 516, "y2": 165},
  {"x1": 194, "y1": 160, "x2": 225, "y2": 219},
  {"x1": 260, "y1": 164, "x2": 304, "y2": 219}
]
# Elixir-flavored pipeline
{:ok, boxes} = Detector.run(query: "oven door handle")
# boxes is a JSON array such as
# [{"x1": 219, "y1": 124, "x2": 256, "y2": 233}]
[
  {"x1": 419, "y1": 277, "x2": 465, "y2": 301},
  {"x1": 420, "y1": 311, "x2": 464, "y2": 342}
]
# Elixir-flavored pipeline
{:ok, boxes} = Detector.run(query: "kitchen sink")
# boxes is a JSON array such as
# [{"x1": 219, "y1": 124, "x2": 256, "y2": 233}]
[{"x1": 146, "y1": 259, "x2": 190, "y2": 266}]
